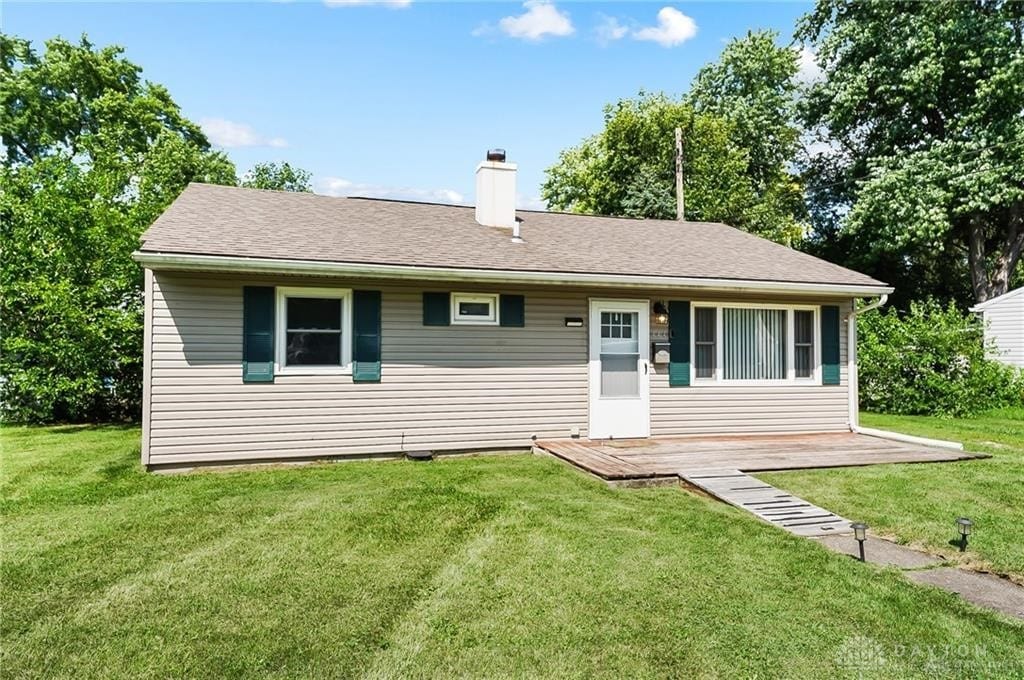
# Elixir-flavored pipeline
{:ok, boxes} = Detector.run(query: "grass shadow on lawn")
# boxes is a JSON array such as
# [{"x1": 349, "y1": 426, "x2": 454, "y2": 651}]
[{"x1": 2, "y1": 424, "x2": 1022, "y2": 678}]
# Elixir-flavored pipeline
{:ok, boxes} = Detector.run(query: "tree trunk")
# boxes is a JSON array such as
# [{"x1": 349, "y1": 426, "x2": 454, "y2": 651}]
[
  {"x1": 970, "y1": 204, "x2": 1024, "y2": 304},
  {"x1": 968, "y1": 219, "x2": 991, "y2": 302}
]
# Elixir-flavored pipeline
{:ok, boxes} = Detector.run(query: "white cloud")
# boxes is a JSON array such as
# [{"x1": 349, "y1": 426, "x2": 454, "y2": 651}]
[
  {"x1": 796, "y1": 46, "x2": 824, "y2": 84},
  {"x1": 318, "y1": 177, "x2": 465, "y2": 204},
  {"x1": 594, "y1": 14, "x2": 628, "y2": 46},
  {"x1": 498, "y1": 1, "x2": 574, "y2": 41},
  {"x1": 200, "y1": 118, "x2": 287, "y2": 149},
  {"x1": 632, "y1": 7, "x2": 697, "y2": 47},
  {"x1": 323, "y1": 0, "x2": 411, "y2": 7}
]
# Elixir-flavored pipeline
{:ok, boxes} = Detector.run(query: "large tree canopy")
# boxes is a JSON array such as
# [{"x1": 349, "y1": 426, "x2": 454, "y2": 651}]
[
  {"x1": 688, "y1": 30, "x2": 806, "y2": 242},
  {"x1": 542, "y1": 32, "x2": 807, "y2": 245},
  {"x1": 799, "y1": 0, "x2": 1024, "y2": 305},
  {"x1": 542, "y1": 93, "x2": 763, "y2": 234},
  {"x1": 0, "y1": 35, "x2": 236, "y2": 422}
]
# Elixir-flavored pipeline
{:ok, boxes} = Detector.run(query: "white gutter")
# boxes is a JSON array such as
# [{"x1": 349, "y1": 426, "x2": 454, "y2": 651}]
[
  {"x1": 132, "y1": 251, "x2": 894, "y2": 298},
  {"x1": 847, "y1": 294, "x2": 888, "y2": 429}
]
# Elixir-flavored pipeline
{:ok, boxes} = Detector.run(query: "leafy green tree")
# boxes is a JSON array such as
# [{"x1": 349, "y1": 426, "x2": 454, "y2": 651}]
[
  {"x1": 542, "y1": 92, "x2": 777, "y2": 236},
  {"x1": 240, "y1": 161, "x2": 313, "y2": 192},
  {"x1": 858, "y1": 300, "x2": 1023, "y2": 417},
  {"x1": 0, "y1": 34, "x2": 236, "y2": 422},
  {"x1": 688, "y1": 30, "x2": 807, "y2": 243},
  {"x1": 799, "y1": 0, "x2": 1024, "y2": 305}
]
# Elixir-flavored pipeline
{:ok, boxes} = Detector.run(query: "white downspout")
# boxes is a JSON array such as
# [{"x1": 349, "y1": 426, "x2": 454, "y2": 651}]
[{"x1": 847, "y1": 294, "x2": 888, "y2": 430}]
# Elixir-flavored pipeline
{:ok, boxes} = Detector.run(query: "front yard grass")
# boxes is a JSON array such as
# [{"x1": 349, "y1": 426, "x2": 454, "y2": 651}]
[
  {"x1": 3, "y1": 425, "x2": 1023, "y2": 678},
  {"x1": 765, "y1": 408, "x2": 1024, "y2": 584}
]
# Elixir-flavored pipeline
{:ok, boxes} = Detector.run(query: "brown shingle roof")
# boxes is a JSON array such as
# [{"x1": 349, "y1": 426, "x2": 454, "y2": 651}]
[{"x1": 139, "y1": 183, "x2": 887, "y2": 289}]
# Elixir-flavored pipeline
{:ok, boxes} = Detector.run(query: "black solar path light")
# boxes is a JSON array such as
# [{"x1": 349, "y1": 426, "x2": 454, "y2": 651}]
[
  {"x1": 956, "y1": 517, "x2": 973, "y2": 553},
  {"x1": 851, "y1": 522, "x2": 868, "y2": 562}
]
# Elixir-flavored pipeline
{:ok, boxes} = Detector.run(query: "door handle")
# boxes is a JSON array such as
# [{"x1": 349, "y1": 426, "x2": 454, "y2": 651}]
[{"x1": 644, "y1": 361, "x2": 648, "y2": 375}]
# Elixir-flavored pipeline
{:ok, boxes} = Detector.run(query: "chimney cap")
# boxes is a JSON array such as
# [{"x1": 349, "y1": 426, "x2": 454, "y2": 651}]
[{"x1": 486, "y1": 148, "x2": 506, "y2": 162}]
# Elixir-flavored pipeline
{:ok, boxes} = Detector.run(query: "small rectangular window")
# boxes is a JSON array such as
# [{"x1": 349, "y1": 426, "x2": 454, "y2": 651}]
[
  {"x1": 694, "y1": 307, "x2": 717, "y2": 379},
  {"x1": 794, "y1": 309, "x2": 815, "y2": 379},
  {"x1": 452, "y1": 293, "x2": 499, "y2": 325}
]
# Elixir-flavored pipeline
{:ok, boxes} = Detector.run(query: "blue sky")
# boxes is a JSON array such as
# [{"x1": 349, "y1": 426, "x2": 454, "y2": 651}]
[{"x1": 5, "y1": 1, "x2": 814, "y2": 208}]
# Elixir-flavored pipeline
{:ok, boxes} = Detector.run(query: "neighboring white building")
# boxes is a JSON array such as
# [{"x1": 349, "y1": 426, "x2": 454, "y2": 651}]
[{"x1": 971, "y1": 287, "x2": 1024, "y2": 368}]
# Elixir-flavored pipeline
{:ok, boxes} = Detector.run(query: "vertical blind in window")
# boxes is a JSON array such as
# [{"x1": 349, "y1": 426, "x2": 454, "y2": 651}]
[{"x1": 723, "y1": 308, "x2": 787, "y2": 380}]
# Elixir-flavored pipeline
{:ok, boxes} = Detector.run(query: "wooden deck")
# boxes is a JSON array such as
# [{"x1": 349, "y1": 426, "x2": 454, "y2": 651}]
[{"x1": 534, "y1": 432, "x2": 985, "y2": 482}]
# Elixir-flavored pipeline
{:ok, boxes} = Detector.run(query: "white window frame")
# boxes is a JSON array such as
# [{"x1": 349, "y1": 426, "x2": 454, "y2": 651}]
[
  {"x1": 451, "y1": 293, "x2": 500, "y2": 325},
  {"x1": 275, "y1": 286, "x2": 353, "y2": 375},
  {"x1": 689, "y1": 302, "x2": 821, "y2": 386}
]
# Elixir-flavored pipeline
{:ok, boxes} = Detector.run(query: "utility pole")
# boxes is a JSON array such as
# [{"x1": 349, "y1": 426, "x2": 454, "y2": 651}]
[{"x1": 674, "y1": 126, "x2": 685, "y2": 221}]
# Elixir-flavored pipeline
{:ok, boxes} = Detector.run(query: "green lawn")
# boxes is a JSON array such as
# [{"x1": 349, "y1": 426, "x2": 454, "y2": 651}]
[
  {"x1": 2, "y1": 426, "x2": 1023, "y2": 678},
  {"x1": 765, "y1": 408, "x2": 1024, "y2": 584}
]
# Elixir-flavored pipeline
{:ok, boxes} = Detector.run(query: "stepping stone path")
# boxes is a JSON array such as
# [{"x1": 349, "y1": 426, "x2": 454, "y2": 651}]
[{"x1": 679, "y1": 469, "x2": 852, "y2": 537}]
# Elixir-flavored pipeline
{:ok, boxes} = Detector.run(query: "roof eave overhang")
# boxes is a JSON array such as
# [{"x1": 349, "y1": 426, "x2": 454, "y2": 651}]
[{"x1": 132, "y1": 251, "x2": 894, "y2": 298}]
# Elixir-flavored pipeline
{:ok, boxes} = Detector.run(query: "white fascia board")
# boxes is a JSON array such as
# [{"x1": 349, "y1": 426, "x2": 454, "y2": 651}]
[{"x1": 132, "y1": 251, "x2": 895, "y2": 298}]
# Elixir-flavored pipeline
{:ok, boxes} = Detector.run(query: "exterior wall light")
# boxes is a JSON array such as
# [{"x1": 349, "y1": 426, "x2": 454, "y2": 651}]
[
  {"x1": 851, "y1": 522, "x2": 868, "y2": 561},
  {"x1": 956, "y1": 517, "x2": 973, "y2": 552},
  {"x1": 652, "y1": 301, "x2": 669, "y2": 325}
]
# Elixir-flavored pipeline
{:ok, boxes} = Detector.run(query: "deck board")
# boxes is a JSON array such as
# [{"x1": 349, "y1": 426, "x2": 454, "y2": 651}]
[
  {"x1": 679, "y1": 468, "x2": 854, "y2": 537},
  {"x1": 535, "y1": 432, "x2": 985, "y2": 482}
]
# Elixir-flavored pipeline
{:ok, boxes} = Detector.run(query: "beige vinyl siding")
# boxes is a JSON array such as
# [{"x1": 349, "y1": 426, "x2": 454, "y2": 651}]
[
  {"x1": 148, "y1": 273, "x2": 589, "y2": 467},
  {"x1": 145, "y1": 272, "x2": 853, "y2": 466},
  {"x1": 980, "y1": 295, "x2": 1024, "y2": 367}
]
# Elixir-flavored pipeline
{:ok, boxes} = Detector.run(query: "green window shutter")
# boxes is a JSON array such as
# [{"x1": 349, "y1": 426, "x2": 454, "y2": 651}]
[
  {"x1": 423, "y1": 292, "x2": 450, "y2": 326},
  {"x1": 242, "y1": 286, "x2": 275, "y2": 383},
  {"x1": 821, "y1": 305, "x2": 841, "y2": 385},
  {"x1": 668, "y1": 300, "x2": 691, "y2": 386},
  {"x1": 499, "y1": 294, "x2": 525, "y2": 327},
  {"x1": 352, "y1": 290, "x2": 382, "y2": 383}
]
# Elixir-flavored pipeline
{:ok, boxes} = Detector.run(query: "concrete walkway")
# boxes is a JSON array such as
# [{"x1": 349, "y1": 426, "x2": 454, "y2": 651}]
[
  {"x1": 678, "y1": 472, "x2": 1024, "y2": 621},
  {"x1": 815, "y1": 535, "x2": 1024, "y2": 621}
]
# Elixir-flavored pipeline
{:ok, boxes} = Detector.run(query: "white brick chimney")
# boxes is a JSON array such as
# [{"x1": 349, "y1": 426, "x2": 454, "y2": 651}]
[{"x1": 475, "y1": 149, "x2": 517, "y2": 229}]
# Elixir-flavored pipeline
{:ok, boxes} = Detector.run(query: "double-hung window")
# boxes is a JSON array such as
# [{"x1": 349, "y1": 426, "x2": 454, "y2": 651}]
[
  {"x1": 692, "y1": 305, "x2": 819, "y2": 384},
  {"x1": 276, "y1": 287, "x2": 352, "y2": 373}
]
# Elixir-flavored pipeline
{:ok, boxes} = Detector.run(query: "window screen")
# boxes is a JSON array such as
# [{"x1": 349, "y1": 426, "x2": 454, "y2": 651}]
[{"x1": 599, "y1": 311, "x2": 639, "y2": 397}]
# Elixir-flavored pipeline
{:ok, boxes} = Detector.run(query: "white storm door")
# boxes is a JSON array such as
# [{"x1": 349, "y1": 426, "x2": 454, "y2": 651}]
[{"x1": 588, "y1": 299, "x2": 650, "y2": 439}]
